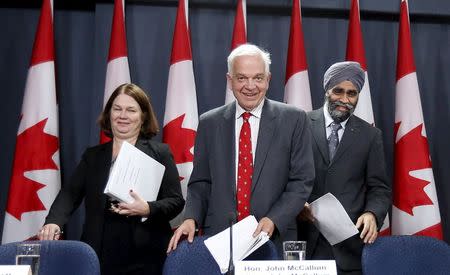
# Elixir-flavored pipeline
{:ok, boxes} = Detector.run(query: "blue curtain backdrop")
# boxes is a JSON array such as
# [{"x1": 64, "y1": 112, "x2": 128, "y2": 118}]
[{"x1": 0, "y1": 0, "x2": 449, "y2": 242}]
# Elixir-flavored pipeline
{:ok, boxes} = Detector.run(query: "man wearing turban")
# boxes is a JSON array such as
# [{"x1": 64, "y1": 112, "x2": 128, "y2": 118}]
[{"x1": 297, "y1": 61, "x2": 391, "y2": 275}]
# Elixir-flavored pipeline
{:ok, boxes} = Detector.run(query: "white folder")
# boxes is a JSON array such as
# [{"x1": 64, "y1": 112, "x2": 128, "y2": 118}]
[{"x1": 104, "y1": 141, "x2": 165, "y2": 203}]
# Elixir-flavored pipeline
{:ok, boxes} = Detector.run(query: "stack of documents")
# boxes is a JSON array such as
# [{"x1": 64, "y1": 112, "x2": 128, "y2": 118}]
[
  {"x1": 104, "y1": 141, "x2": 165, "y2": 203},
  {"x1": 204, "y1": 215, "x2": 270, "y2": 273}
]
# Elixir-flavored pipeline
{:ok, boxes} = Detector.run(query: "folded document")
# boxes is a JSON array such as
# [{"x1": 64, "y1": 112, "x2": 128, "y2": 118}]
[
  {"x1": 204, "y1": 215, "x2": 270, "y2": 274},
  {"x1": 104, "y1": 141, "x2": 165, "y2": 203},
  {"x1": 309, "y1": 193, "x2": 359, "y2": 245}
]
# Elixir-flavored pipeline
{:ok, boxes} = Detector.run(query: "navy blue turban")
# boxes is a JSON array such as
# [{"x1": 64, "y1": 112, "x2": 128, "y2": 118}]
[{"x1": 323, "y1": 61, "x2": 365, "y2": 92}]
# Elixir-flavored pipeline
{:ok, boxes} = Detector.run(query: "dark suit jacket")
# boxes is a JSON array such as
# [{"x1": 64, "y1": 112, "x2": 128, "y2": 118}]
[
  {"x1": 45, "y1": 139, "x2": 184, "y2": 258},
  {"x1": 184, "y1": 98, "x2": 315, "y2": 245},
  {"x1": 299, "y1": 108, "x2": 391, "y2": 272}
]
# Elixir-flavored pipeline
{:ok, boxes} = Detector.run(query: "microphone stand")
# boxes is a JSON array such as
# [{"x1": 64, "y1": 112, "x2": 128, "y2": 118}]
[{"x1": 227, "y1": 212, "x2": 236, "y2": 275}]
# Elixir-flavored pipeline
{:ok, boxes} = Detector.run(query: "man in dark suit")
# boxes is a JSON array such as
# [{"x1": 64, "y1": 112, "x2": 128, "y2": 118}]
[
  {"x1": 298, "y1": 61, "x2": 391, "y2": 275},
  {"x1": 168, "y1": 44, "x2": 315, "y2": 253}
]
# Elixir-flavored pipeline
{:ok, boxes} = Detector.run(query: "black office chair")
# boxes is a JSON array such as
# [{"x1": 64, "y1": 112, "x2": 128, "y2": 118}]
[{"x1": 362, "y1": 235, "x2": 450, "y2": 275}]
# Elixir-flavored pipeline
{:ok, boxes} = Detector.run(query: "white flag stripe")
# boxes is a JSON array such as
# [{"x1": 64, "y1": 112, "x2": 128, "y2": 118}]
[
  {"x1": 184, "y1": 0, "x2": 189, "y2": 26},
  {"x1": 164, "y1": 60, "x2": 198, "y2": 128},
  {"x1": 284, "y1": 70, "x2": 312, "y2": 111},
  {"x1": 3, "y1": 212, "x2": 48, "y2": 243},
  {"x1": 224, "y1": 0, "x2": 247, "y2": 105},
  {"x1": 242, "y1": 0, "x2": 247, "y2": 31},
  {"x1": 395, "y1": 73, "x2": 427, "y2": 142},
  {"x1": 176, "y1": 162, "x2": 193, "y2": 199},
  {"x1": 380, "y1": 216, "x2": 390, "y2": 232},
  {"x1": 284, "y1": 0, "x2": 312, "y2": 111},
  {"x1": 104, "y1": 56, "x2": 131, "y2": 105},
  {"x1": 49, "y1": 0, "x2": 54, "y2": 16},
  {"x1": 225, "y1": 84, "x2": 235, "y2": 105},
  {"x1": 120, "y1": 0, "x2": 125, "y2": 16},
  {"x1": 18, "y1": 62, "x2": 58, "y2": 135},
  {"x1": 32, "y1": 168, "x2": 61, "y2": 206},
  {"x1": 352, "y1": 72, "x2": 374, "y2": 125}
]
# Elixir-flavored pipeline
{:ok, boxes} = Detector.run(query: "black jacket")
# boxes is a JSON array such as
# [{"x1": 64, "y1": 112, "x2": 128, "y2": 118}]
[{"x1": 45, "y1": 138, "x2": 184, "y2": 258}]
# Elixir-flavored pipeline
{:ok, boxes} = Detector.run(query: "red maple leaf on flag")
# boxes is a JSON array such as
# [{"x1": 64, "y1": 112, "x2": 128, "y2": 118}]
[
  {"x1": 6, "y1": 118, "x2": 59, "y2": 220},
  {"x1": 394, "y1": 122, "x2": 433, "y2": 215},
  {"x1": 163, "y1": 114, "x2": 196, "y2": 165}
]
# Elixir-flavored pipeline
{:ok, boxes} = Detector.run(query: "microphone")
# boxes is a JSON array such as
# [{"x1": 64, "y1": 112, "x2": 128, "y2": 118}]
[{"x1": 227, "y1": 212, "x2": 236, "y2": 275}]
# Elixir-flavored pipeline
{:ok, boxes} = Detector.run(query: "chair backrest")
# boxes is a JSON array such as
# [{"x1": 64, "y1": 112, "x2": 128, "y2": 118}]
[
  {"x1": 0, "y1": 242, "x2": 16, "y2": 265},
  {"x1": 163, "y1": 236, "x2": 221, "y2": 275},
  {"x1": 362, "y1": 235, "x2": 450, "y2": 275},
  {"x1": 163, "y1": 235, "x2": 280, "y2": 275},
  {"x1": 0, "y1": 240, "x2": 100, "y2": 275}
]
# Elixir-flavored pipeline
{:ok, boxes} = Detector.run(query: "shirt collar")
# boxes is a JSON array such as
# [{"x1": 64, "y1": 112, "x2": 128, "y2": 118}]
[
  {"x1": 323, "y1": 101, "x2": 349, "y2": 129},
  {"x1": 235, "y1": 98, "x2": 265, "y2": 120}
]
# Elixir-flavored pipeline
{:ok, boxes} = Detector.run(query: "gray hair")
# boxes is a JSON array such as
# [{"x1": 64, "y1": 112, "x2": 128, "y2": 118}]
[{"x1": 227, "y1": 44, "x2": 271, "y2": 75}]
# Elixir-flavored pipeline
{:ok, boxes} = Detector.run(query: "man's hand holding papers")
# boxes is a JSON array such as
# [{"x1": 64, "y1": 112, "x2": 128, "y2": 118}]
[
  {"x1": 204, "y1": 215, "x2": 270, "y2": 274},
  {"x1": 253, "y1": 217, "x2": 275, "y2": 238},
  {"x1": 308, "y1": 193, "x2": 359, "y2": 245}
]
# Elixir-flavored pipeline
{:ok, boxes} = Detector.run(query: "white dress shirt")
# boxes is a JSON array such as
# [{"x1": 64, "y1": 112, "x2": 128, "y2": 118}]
[
  {"x1": 323, "y1": 102, "x2": 349, "y2": 142},
  {"x1": 235, "y1": 100, "x2": 264, "y2": 186}
]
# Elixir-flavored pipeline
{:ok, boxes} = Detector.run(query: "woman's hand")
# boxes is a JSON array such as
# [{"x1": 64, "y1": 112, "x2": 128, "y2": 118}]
[
  {"x1": 38, "y1": 224, "x2": 62, "y2": 240},
  {"x1": 110, "y1": 190, "x2": 150, "y2": 217}
]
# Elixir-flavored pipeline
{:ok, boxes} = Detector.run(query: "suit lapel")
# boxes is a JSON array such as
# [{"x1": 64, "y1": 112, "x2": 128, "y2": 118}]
[
  {"x1": 100, "y1": 139, "x2": 152, "y2": 207},
  {"x1": 310, "y1": 108, "x2": 330, "y2": 164},
  {"x1": 135, "y1": 138, "x2": 151, "y2": 156},
  {"x1": 252, "y1": 99, "x2": 277, "y2": 192},
  {"x1": 98, "y1": 142, "x2": 113, "y2": 209},
  {"x1": 221, "y1": 102, "x2": 237, "y2": 196},
  {"x1": 100, "y1": 139, "x2": 151, "y2": 196},
  {"x1": 330, "y1": 115, "x2": 361, "y2": 165}
]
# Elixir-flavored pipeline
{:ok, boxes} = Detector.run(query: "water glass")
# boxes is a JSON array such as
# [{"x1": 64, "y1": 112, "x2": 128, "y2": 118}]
[
  {"x1": 16, "y1": 243, "x2": 40, "y2": 275},
  {"x1": 283, "y1": 241, "x2": 306, "y2": 261}
]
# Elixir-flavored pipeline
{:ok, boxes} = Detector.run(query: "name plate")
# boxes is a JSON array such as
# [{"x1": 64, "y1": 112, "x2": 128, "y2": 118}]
[
  {"x1": 236, "y1": 260, "x2": 337, "y2": 275},
  {"x1": 0, "y1": 265, "x2": 31, "y2": 275}
]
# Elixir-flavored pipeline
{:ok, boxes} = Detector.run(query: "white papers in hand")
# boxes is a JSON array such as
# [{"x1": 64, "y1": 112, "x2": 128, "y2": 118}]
[
  {"x1": 204, "y1": 215, "x2": 270, "y2": 274},
  {"x1": 309, "y1": 193, "x2": 359, "y2": 245},
  {"x1": 104, "y1": 141, "x2": 165, "y2": 203}
]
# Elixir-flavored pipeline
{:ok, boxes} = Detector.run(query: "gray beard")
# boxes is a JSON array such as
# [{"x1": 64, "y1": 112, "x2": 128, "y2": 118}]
[{"x1": 325, "y1": 96, "x2": 357, "y2": 123}]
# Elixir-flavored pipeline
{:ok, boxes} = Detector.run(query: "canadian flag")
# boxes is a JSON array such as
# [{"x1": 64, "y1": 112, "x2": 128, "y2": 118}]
[
  {"x1": 346, "y1": 0, "x2": 374, "y2": 124},
  {"x1": 2, "y1": 0, "x2": 61, "y2": 243},
  {"x1": 163, "y1": 0, "x2": 198, "y2": 226},
  {"x1": 224, "y1": 0, "x2": 247, "y2": 104},
  {"x1": 100, "y1": 0, "x2": 131, "y2": 143},
  {"x1": 345, "y1": 0, "x2": 390, "y2": 235},
  {"x1": 392, "y1": 0, "x2": 443, "y2": 239},
  {"x1": 284, "y1": 0, "x2": 312, "y2": 112}
]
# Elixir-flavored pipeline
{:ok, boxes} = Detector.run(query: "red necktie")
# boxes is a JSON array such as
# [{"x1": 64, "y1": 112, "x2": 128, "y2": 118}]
[{"x1": 237, "y1": 112, "x2": 253, "y2": 221}]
